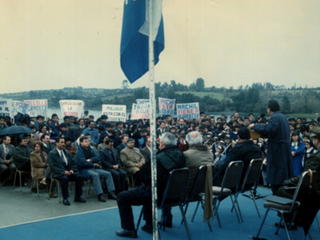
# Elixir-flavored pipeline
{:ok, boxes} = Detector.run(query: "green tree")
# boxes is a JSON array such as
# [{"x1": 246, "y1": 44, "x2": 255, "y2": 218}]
[
  {"x1": 282, "y1": 95, "x2": 291, "y2": 113},
  {"x1": 195, "y1": 78, "x2": 205, "y2": 92}
]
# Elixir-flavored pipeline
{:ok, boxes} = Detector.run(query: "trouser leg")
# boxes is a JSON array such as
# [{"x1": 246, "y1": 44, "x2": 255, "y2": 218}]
[
  {"x1": 57, "y1": 175, "x2": 69, "y2": 199},
  {"x1": 7, "y1": 163, "x2": 16, "y2": 182},
  {"x1": 69, "y1": 173, "x2": 83, "y2": 198},
  {"x1": 18, "y1": 159, "x2": 31, "y2": 172},
  {"x1": 88, "y1": 169, "x2": 103, "y2": 195},
  {"x1": 117, "y1": 185, "x2": 150, "y2": 231},
  {"x1": 96, "y1": 168, "x2": 115, "y2": 193}
]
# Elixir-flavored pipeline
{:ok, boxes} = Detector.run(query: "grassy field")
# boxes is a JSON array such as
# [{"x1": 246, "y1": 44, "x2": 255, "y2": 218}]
[
  {"x1": 175, "y1": 91, "x2": 232, "y2": 102},
  {"x1": 101, "y1": 93, "x2": 131, "y2": 101}
]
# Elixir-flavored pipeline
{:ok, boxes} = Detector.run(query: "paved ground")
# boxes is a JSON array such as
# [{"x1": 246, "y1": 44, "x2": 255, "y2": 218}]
[{"x1": 0, "y1": 183, "x2": 118, "y2": 228}]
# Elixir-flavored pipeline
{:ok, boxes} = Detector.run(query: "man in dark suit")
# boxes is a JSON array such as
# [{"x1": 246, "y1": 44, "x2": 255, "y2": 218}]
[
  {"x1": 12, "y1": 137, "x2": 32, "y2": 172},
  {"x1": 140, "y1": 136, "x2": 151, "y2": 162},
  {"x1": 100, "y1": 139, "x2": 126, "y2": 194},
  {"x1": 116, "y1": 134, "x2": 129, "y2": 155},
  {"x1": 156, "y1": 121, "x2": 169, "y2": 138},
  {"x1": 41, "y1": 134, "x2": 55, "y2": 154},
  {"x1": 47, "y1": 137, "x2": 86, "y2": 206},
  {"x1": 0, "y1": 136, "x2": 16, "y2": 185},
  {"x1": 213, "y1": 127, "x2": 262, "y2": 187}
]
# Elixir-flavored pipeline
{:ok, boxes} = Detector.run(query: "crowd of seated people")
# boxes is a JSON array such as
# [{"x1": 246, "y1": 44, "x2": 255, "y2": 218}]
[{"x1": 0, "y1": 110, "x2": 319, "y2": 236}]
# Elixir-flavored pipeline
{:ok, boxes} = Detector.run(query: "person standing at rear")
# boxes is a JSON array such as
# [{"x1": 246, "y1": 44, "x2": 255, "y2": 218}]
[{"x1": 248, "y1": 100, "x2": 293, "y2": 194}]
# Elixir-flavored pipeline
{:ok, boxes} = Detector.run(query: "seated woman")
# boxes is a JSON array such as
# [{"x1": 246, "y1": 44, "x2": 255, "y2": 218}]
[{"x1": 30, "y1": 141, "x2": 50, "y2": 185}]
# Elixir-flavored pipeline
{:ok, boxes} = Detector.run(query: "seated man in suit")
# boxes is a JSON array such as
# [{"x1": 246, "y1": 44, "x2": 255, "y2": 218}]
[
  {"x1": 120, "y1": 138, "x2": 145, "y2": 186},
  {"x1": 0, "y1": 136, "x2": 16, "y2": 185},
  {"x1": 116, "y1": 134, "x2": 129, "y2": 155},
  {"x1": 212, "y1": 126, "x2": 262, "y2": 186},
  {"x1": 41, "y1": 134, "x2": 55, "y2": 154},
  {"x1": 75, "y1": 136, "x2": 116, "y2": 202},
  {"x1": 100, "y1": 139, "x2": 126, "y2": 194},
  {"x1": 156, "y1": 121, "x2": 169, "y2": 138},
  {"x1": 140, "y1": 136, "x2": 151, "y2": 162},
  {"x1": 47, "y1": 137, "x2": 86, "y2": 205},
  {"x1": 116, "y1": 133, "x2": 186, "y2": 238},
  {"x1": 12, "y1": 136, "x2": 33, "y2": 172}
]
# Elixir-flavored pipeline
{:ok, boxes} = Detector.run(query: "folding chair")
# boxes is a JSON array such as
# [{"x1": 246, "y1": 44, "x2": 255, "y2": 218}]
[
  {"x1": 235, "y1": 158, "x2": 263, "y2": 221},
  {"x1": 253, "y1": 170, "x2": 315, "y2": 240},
  {"x1": 136, "y1": 167, "x2": 191, "y2": 239},
  {"x1": 30, "y1": 178, "x2": 41, "y2": 196},
  {"x1": 13, "y1": 169, "x2": 30, "y2": 192},
  {"x1": 207, "y1": 161, "x2": 244, "y2": 228},
  {"x1": 183, "y1": 165, "x2": 212, "y2": 231},
  {"x1": 48, "y1": 173, "x2": 61, "y2": 203}
]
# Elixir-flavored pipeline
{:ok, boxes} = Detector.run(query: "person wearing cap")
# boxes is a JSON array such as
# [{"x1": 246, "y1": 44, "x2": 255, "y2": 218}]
[
  {"x1": 274, "y1": 126, "x2": 320, "y2": 228},
  {"x1": 120, "y1": 138, "x2": 145, "y2": 186},
  {"x1": 213, "y1": 127, "x2": 262, "y2": 187},
  {"x1": 248, "y1": 100, "x2": 293, "y2": 194},
  {"x1": 291, "y1": 130, "x2": 305, "y2": 176}
]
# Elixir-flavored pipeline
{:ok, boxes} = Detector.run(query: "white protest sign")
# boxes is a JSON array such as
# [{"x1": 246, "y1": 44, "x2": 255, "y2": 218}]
[
  {"x1": 59, "y1": 100, "x2": 85, "y2": 118},
  {"x1": 24, "y1": 99, "x2": 48, "y2": 117},
  {"x1": 11, "y1": 101, "x2": 30, "y2": 116},
  {"x1": 158, "y1": 97, "x2": 175, "y2": 115},
  {"x1": 102, "y1": 104, "x2": 126, "y2": 122},
  {"x1": 176, "y1": 102, "x2": 200, "y2": 119},
  {"x1": 131, "y1": 102, "x2": 150, "y2": 120},
  {"x1": 0, "y1": 99, "x2": 12, "y2": 117}
]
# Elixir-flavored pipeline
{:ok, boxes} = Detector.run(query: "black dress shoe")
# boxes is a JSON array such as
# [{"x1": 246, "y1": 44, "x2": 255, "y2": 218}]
[
  {"x1": 74, "y1": 197, "x2": 86, "y2": 203},
  {"x1": 98, "y1": 194, "x2": 107, "y2": 202},
  {"x1": 108, "y1": 192, "x2": 117, "y2": 200},
  {"x1": 141, "y1": 225, "x2": 153, "y2": 234},
  {"x1": 63, "y1": 199, "x2": 71, "y2": 206},
  {"x1": 116, "y1": 230, "x2": 137, "y2": 238}
]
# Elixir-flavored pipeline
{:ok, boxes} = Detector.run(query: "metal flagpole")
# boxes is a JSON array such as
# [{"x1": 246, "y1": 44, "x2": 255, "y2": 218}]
[{"x1": 148, "y1": 0, "x2": 158, "y2": 239}]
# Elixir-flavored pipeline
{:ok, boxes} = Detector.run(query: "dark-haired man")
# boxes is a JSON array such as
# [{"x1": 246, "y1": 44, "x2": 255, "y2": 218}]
[
  {"x1": 47, "y1": 137, "x2": 85, "y2": 205},
  {"x1": 0, "y1": 136, "x2": 16, "y2": 185},
  {"x1": 100, "y1": 139, "x2": 126, "y2": 194},
  {"x1": 213, "y1": 127, "x2": 262, "y2": 186},
  {"x1": 41, "y1": 134, "x2": 55, "y2": 154},
  {"x1": 83, "y1": 121, "x2": 99, "y2": 146},
  {"x1": 75, "y1": 136, "x2": 116, "y2": 202},
  {"x1": 249, "y1": 100, "x2": 293, "y2": 194},
  {"x1": 12, "y1": 137, "x2": 32, "y2": 172},
  {"x1": 116, "y1": 134, "x2": 129, "y2": 155}
]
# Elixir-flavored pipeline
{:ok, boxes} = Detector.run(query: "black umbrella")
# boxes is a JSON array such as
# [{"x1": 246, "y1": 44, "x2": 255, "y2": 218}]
[{"x1": 0, "y1": 126, "x2": 35, "y2": 136}]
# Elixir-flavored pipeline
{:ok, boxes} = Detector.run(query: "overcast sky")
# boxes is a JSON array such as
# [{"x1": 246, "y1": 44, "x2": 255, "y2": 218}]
[{"x1": 1, "y1": 0, "x2": 319, "y2": 94}]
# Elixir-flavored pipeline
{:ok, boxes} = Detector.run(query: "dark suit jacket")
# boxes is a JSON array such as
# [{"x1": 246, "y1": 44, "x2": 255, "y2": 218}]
[
  {"x1": 42, "y1": 142, "x2": 56, "y2": 155},
  {"x1": 140, "y1": 146, "x2": 151, "y2": 162},
  {"x1": 99, "y1": 148, "x2": 122, "y2": 170},
  {"x1": 156, "y1": 128, "x2": 169, "y2": 138},
  {"x1": 47, "y1": 148, "x2": 78, "y2": 179},
  {"x1": 116, "y1": 143, "x2": 126, "y2": 155},
  {"x1": 0, "y1": 144, "x2": 14, "y2": 164},
  {"x1": 75, "y1": 146, "x2": 100, "y2": 179}
]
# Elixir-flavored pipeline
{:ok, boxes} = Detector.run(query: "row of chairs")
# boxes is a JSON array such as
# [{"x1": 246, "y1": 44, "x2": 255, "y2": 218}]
[{"x1": 134, "y1": 159, "x2": 263, "y2": 240}]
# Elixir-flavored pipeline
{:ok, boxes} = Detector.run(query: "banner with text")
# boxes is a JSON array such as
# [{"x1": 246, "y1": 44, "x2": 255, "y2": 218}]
[
  {"x1": 11, "y1": 101, "x2": 30, "y2": 116},
  {"x1": 131, "y1": 102, "x2": 150, "y2": 120},
  {"x1": 0, "y1": 99, "x2": 12, "y2": 117},
  {"x1": 102, "y1": 104, "x2": 126, "y2": 122},
  {"x1": 23, "y1": 99, "x2": 48, "y2": 117},
  {"x1": 159, "y1": 98, "x2": 175, "y2": 115},
  {"x1": 176, "y1": 102, "x2": 200, "y2": 119},
  {"x1": 59, "y1": 100, "x2": 85, "y2": 118}
]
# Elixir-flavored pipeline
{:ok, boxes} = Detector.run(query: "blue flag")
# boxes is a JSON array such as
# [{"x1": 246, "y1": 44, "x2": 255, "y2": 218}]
[{"x1": 120, "y1": 0, "x2": 165, "y2": 84}]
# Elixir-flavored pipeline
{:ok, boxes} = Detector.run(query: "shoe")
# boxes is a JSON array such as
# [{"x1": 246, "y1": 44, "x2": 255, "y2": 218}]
[
  {"x1": 108, "y1": 191, "x2": 117, "y2": 200},
  {"x1": 116, "y1": 230, "x2": 137, "y2": 238},
  {"x1": 98, "y1": 194, "x2": 107, "y2": 202},
  {"x1": 74, "y1": 197, "x2": 86, "y2": 203},
  {"x1": 50, "y1": 192, "x2": 58, "y2": 198},
  {"x1": 141, "y1": 225, "x2": 153, "y2": 234},
  {"x1": 40, "y1": 180, "x2": 47, "y2": 185},
  {"x1": 275, "y1": 222, "x2": 297, "y2": 230},
  {"x1": 63, "y1": 199, "x2": 71, "y2": 206}
]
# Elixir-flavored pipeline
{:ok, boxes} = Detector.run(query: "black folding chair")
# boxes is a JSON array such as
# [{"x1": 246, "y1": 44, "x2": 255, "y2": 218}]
[
  {"x1": 201, "y1": 161, "x2": 243, "y2": 228},
  {"x1": 235, "y1": 158, "x2": 263, "y2": 221},
  {"x1": 183, "y1": 165, "x2": 212, "y2": 231},
  {"x1": 253, "y1": 170, "x2": 316, "y2": 240},
  {"x1": 136, "y1": 167, "x2": 191, "y2": 239}
]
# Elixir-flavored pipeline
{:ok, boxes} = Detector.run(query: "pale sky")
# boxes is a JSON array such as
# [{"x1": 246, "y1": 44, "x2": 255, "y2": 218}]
[{"x1": 1, "y1": 0, "x2": 319, "y2": 94}]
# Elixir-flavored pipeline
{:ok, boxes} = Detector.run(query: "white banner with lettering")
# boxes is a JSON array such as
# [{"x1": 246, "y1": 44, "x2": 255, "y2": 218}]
[
  {"x1": 23, "y1": 99, "x2": 48, "y2": 117},
  {"x1": 102, "y1": 104, "x2": 126, "y2": 122},
  {"x1": 59, "y1": 100, "x2": 85, "y2": 118}
]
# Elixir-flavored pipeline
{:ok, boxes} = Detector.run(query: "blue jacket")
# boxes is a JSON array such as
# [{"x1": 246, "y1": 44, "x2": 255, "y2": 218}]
[
  {"x1": 75, "y1": 146, "x2": 100, "y2": 179},
  {"x1": 83, "y1": 127, "x2": 100, "y2": 145}
]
